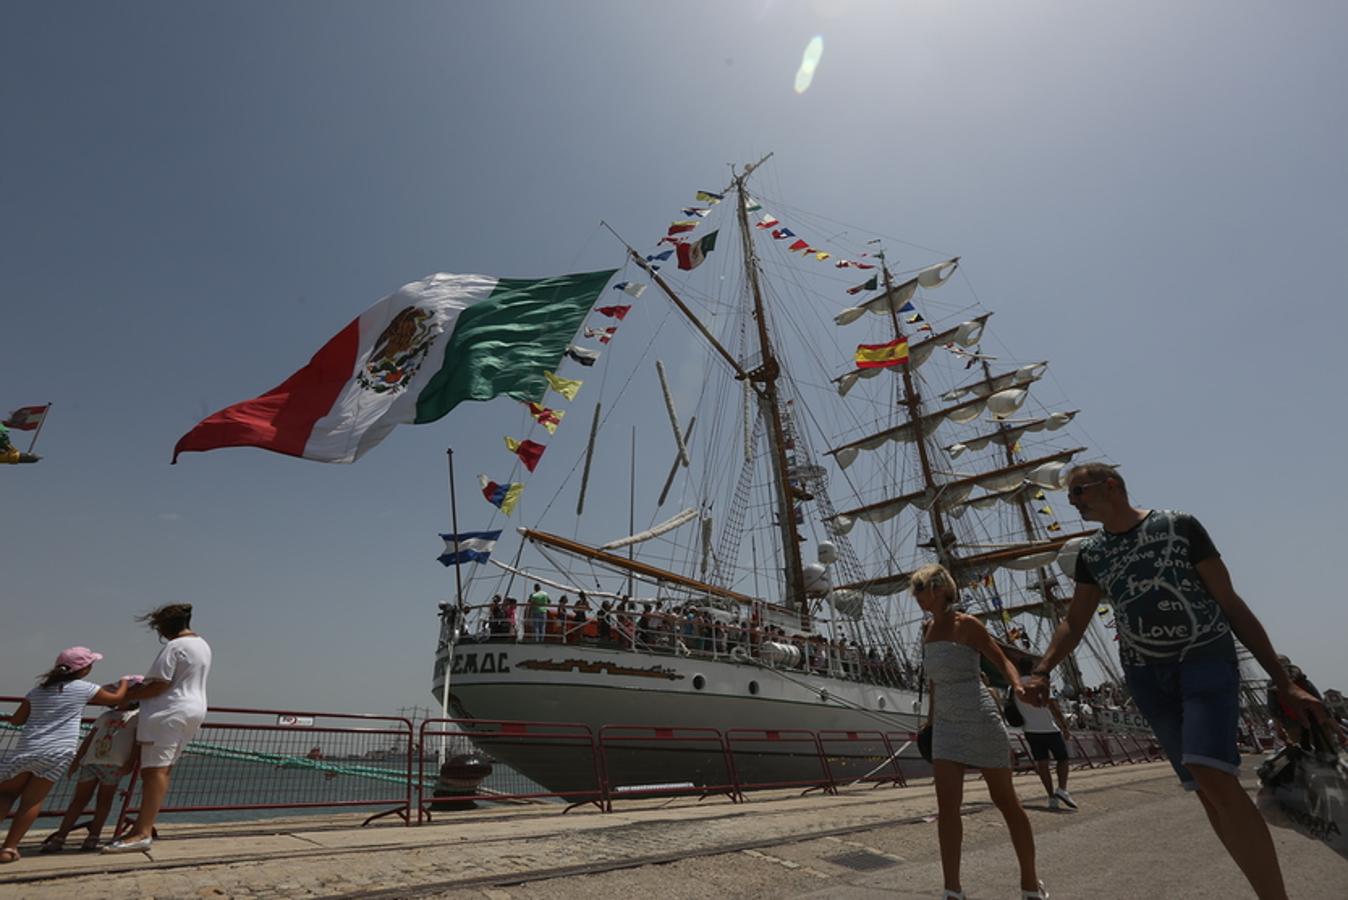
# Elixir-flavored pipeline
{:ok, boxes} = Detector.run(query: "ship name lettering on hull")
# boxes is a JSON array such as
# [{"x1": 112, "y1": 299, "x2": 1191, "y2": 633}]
[{"x1": 451, "y1": 652, "x2": 510, "y2": 675}]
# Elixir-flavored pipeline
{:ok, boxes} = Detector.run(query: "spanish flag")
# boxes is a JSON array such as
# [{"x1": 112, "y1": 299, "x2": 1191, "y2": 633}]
[{"x1": 854, "y1": 337, "x2": 909, "y2": 369}]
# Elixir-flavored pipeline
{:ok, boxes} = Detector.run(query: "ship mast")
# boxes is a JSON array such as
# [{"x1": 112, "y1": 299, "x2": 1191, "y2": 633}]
[
  {"x1": 879, "y1": 261, "x2": 952, "y2": 565},
  {"x1": 975, "y1": 354, "x2": 1087, "y2": 694},
  {"x1": 732, "y1": 157, "x2": 808, "y2": 623}
]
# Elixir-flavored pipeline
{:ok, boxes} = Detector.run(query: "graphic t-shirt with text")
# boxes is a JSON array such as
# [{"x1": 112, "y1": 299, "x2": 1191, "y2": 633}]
[{"x1": 1074, "y1": 510, "x2": 1236, "y2": 668}]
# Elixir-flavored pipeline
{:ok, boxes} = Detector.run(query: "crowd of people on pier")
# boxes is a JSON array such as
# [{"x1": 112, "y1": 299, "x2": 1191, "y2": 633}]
[
  {"x1": 0, "y1": 604, "x2": 210, "y2": 864},
  {"x1": 459, "y1": 585, "x2": 921, "y2": 689}
]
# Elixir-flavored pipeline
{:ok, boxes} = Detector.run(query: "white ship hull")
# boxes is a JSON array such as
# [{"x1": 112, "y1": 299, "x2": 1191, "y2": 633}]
[{"x1": 432, "y1": 640, "x2": 926, "y2": 794}]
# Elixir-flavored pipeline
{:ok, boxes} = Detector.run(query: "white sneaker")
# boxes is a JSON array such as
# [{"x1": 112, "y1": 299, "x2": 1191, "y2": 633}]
[
  {"x1": 1047, "y1": 795, "x2": 1060, "y2": 810},
  {"x1": 1023, "y1": 882, "x2": 1049, "y2": 899},
  {"x1": 941, "y1": 891, "x2": 966, "y2": 899},
  {"x1": 1054, "y1": 788, "x2": 1078, "y2": 810}
]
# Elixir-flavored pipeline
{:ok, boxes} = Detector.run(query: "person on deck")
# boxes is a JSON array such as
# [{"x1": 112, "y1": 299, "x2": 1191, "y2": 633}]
[
  {"x1": 1022, "y1": 463, "x2": 1336, "y2": 900},
  {"x1": 526, "y1": 584, "x2": 549, "y2": 644}
]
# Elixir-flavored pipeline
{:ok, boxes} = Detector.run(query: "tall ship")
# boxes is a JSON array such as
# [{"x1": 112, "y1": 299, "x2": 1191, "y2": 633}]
[{"x1": 431, "y1": 156, "x2": 1128, "y2": 791}]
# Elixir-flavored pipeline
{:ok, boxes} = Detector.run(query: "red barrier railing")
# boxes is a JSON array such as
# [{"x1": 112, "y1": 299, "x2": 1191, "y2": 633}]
[
  {"x1": 726, "y1": 729, "x2": 834, "y2": 795},
  {"x1": 817, "y1": 730, "x2": 906, "y2": 788},
  {"x1": 597, "y1": 725, "x2": 738, "y2": 810},
  {"x1": 416, "y1": 718, "x2": 603, "y2": 820},
  {"x1": 110, "y1": 706, "x2": 416, "y2": 835},
  {"x1": 4, "y1": 691, "x2": 1177, "y2": 831}
]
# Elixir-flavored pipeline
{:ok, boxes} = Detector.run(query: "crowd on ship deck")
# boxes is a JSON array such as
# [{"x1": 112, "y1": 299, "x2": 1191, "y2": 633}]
[{"x1": 447, "y1": 590, "x2": 921, "y2": 689}]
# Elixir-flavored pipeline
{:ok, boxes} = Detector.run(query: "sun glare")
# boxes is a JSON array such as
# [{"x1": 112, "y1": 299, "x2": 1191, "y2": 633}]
[{"x1": 794, "y1": 36, "x2": 824, "y2": 94}]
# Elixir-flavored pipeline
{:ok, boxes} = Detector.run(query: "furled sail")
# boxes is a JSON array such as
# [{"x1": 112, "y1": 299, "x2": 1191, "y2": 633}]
[
  {"x1": 832, "y1": 257, "x2": 961, "y2": 326},
  {"x1": 945, "y1": 411, "x2": 1078, "y2": 459},
  {"x1": 601, "y1": 507, "x2": 699, "y2": 550},
  {"x1": 942, "y1": 362, "x2": 1047, "y2": 403},
  {"x1": 824, "y1": 377, "x2": 1046, "y2": 471},
  {"x1": 828, "y1": 448, "x2": 1085, "y2": 534}
]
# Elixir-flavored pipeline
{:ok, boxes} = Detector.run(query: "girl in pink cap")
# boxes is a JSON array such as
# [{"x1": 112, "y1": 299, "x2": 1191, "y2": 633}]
[{"x1": 0, "y1": 647, "x2": 130, "y2": 864}]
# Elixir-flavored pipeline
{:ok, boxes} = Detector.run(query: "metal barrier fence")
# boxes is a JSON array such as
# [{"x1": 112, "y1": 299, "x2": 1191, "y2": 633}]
[
  {"x1": 5, "y1": 697, "x2": 1172, "y2": 829},
  {"x1": 725, "y1": 729, "x2": 833, "y2": 795},
  {"x1": 1, "y1": 698, "x2": 415, "y2": 831},
  {"x1": 597, "y1": 725, "x2": 739, "y2": 810},
  {"x1": 417, "y1": 719, "x2": 603, "y2": 820},
  {"x1": 818, "y1": 730, "x2": 907, "y2": 789}
]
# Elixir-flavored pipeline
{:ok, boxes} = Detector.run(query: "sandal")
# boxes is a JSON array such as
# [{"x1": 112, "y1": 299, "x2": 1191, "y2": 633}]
[
  {"x1": 941, "y1": 891, "x2": 966, "y2": 899},
  {"x1": 39, "y1": 833, "x2": 65, "y2": 853},
  {"x1": 0, "y1": 847, "x2": 19, "y2": 864},
  {"x1": 80, "y1": 835, "x2": 101, "y2": 851},
  {"x1": 1023, "y1": 882, "x2": 1050, "y2": 899}
]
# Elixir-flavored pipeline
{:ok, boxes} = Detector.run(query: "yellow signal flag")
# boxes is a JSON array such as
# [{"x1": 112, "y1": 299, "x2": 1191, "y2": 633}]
[
  {"x1": 1033, "y1": 490, "x2": 1046, "y2": 500},
  {"x1": 1038, "y1": 505, "x2": 1053, "y2": 516},
  {"x1": 544, "y1": 371, "x2": 583, "y2": 401},
  {"x1": 1010, "y1": 440, "x2": 1022, "y2": 454},
  {"x1": 1047, "y1": 522, "x2": 1062, "y2": 533}
]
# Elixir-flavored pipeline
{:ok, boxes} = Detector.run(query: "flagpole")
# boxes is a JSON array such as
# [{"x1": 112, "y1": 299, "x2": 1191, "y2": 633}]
[
  {"x1": 447, "y1": 448, "x2": 465, "y2": 614},
  {"x1": 628, "y1": 427, "x2": 636, "y2": 600},
  {"x1": 440, "y1": 447, "x2": 465, "y2": 766},
  {"x1": 26, "y1": 403, "x2": 51, "y2": 455}
]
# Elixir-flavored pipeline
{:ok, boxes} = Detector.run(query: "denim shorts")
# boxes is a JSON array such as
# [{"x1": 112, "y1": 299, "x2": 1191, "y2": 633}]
[{"x1": 1123, "y1": 659, "x2": 1241, "y2": 789}]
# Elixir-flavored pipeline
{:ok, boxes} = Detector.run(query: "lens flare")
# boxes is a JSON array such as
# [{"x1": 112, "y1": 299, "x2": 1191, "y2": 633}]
[{"x1": 794, "y1": 36, "x2": 824, "y2": 94}]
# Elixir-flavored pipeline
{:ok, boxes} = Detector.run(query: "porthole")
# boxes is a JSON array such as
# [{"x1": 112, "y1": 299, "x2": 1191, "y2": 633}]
[
  {"x1": 748, "y1": 680, "x2": 760, "y2": 695},
  {"x1": 877, "y1": 696, "x2": 887, "y2": 710},
  {"x1": 693, "y1": 675, "x2": 706, "y2": 690}
]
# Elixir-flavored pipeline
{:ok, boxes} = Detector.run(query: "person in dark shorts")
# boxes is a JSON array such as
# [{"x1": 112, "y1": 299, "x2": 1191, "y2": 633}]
[
  {"x1": 1013, "y1": 658, "x2": 1076, "y2": 810},
  {"x1": 1023, "y1": 463, "x2": 1336, "y2": 900}
]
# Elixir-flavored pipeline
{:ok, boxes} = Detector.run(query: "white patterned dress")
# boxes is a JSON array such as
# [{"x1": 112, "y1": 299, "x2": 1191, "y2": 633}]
[{"x1": 926, "y1": 641, "x2": 1011, "y2": 769}]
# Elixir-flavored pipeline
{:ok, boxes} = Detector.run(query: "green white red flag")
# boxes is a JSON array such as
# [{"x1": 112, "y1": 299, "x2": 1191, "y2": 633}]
[{"x1": 173, "y1": 270, "x2": 615, "y2": 464}]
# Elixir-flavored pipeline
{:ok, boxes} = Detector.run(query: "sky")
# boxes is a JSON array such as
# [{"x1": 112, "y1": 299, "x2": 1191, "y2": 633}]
[{"x1": 3, "y1": 1, "x2": 1346, "y2": 718}]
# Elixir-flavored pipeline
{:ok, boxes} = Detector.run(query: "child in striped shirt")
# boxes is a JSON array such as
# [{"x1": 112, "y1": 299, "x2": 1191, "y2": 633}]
[{"x1": 0, "y1": 648, "x2": 129, "y2": 864}]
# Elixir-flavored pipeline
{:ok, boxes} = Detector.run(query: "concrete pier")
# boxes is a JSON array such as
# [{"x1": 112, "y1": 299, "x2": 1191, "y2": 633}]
[{"x1": 1, "y1": 763, "x2": 1343, "y2": 898}]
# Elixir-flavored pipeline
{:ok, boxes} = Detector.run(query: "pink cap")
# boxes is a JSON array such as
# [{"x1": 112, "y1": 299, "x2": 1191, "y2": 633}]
[{"x1": 55, "y1": 646, "x2": 103, "y2": 670}]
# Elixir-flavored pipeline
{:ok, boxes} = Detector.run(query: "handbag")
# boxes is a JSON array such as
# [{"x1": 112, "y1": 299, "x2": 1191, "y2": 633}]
[
  {"x1": 917, "y1": 724, "x2": 934, "y2": 762},
  {"x1": 1255, "y1": 722, "x2": 1348, "y2": 861}
]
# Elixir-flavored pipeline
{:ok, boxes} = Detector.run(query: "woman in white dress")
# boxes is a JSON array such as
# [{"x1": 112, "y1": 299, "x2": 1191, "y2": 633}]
[
  {"x1": 104, "y1": 604, "x2": 211, "y2": 853},
  {"x1": 916, "y1": 564, "x2": 1046, "y2": 900}
]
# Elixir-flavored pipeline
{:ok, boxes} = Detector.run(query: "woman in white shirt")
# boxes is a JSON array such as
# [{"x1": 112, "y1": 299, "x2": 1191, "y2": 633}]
[{"x1": 104, "y1": 604, "x2": 211, "y2": 854}]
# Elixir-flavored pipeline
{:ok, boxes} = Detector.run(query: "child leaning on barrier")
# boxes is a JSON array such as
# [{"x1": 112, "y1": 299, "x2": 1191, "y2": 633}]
[
  {"x1": 0, "y1": 648, "x2": 130, "y2": 865},
  {"x1": 41, "y1": 676, "x2": 144, "y2": 852}
]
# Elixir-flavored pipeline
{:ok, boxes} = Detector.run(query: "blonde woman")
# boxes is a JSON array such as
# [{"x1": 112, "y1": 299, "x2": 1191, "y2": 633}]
[{"x1": 914, "y1": 564, "x2": 1046, "y2": 900}]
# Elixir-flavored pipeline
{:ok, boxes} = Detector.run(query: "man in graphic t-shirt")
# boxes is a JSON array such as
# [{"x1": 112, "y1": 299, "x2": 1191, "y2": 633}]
[{"x1": 1022, "y1": 462, "x2": 1332, "y2": 900}]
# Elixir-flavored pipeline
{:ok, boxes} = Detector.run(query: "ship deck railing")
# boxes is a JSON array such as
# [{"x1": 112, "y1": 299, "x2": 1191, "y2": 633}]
[{"x1": 448, "y1": 606, "x2": 919, "y2": 691}]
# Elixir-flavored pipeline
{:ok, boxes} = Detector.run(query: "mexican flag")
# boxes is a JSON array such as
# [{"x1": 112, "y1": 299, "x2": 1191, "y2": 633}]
[
  {"x1": 173, "y1": 270, "x2": 616, "y2": 464},
  {"x1": 676, "y1": 230, "x2": 719, "y2": 271}
]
